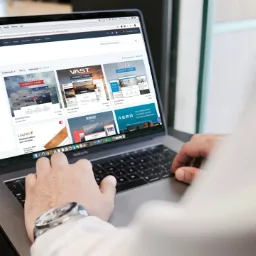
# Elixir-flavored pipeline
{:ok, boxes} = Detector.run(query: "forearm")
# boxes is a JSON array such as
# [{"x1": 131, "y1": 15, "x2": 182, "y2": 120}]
[{"x1": 31, "y1": 217, "x2": 118, "y2": 256}]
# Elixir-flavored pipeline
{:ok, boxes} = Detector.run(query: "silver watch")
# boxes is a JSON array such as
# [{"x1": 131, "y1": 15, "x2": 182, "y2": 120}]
[{"x1": 34, "y1": 202, "x2": 89, "y2": 240}]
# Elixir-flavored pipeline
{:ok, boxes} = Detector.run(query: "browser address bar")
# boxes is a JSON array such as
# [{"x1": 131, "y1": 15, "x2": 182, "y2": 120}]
[
  {"x1": 0, "y1": 30, "x2": 70, "y2": 39},
  {"x1": 0, "y1": 25, "x2": 120, "y2": 39}
]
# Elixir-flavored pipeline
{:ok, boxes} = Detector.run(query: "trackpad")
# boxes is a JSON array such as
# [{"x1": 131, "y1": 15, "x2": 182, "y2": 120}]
[{"x1": 109, "y1": 178, "x2": 187, "y2": 227}]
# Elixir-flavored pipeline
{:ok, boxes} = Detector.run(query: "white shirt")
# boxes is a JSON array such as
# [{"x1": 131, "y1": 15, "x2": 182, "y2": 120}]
[{"x1": 31, "y1": 91, "x2": 256, "y2": 256}]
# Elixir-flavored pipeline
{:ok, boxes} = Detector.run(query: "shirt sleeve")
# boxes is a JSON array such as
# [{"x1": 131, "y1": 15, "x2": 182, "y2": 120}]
[{"x1": 31, "y1": 216, "x2": 120, "y2": 256}]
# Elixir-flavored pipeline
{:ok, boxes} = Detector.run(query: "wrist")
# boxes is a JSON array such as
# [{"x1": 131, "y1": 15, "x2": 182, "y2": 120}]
[{"x1": 34, "y1": 202, "x2": 89, "y2": 241}]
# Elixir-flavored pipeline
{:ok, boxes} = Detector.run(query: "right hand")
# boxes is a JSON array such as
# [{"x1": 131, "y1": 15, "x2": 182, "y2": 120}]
[{"x1": 171, "y1": 134, "x2": 223, "y2": 184}]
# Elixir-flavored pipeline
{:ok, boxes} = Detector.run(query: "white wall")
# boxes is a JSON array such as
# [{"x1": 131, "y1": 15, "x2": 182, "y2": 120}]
[
  {"x1": 174, "y1": 0, "x2": 204, "y2": 133},
  {"x1": 200, "y1": 0, "x2": 256, "y2": 133},
  {"x1": 215, "y1": 0, "x2": 256, "y2": 22}
]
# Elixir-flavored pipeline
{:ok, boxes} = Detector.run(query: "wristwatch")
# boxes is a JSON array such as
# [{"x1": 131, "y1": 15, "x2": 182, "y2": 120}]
[{"x1": 34, "y1": 202, "x2": 89, "y2": 240}]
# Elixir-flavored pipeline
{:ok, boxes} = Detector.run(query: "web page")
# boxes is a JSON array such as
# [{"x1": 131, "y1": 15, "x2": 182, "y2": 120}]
[
  {"x1": 56, "y1": 65, "x2": 109, "y2": 114},
  {"x1": 104, "y1": 60, "x2": 150, "y2": 100},
  {"x1": 4, "y1": 71, "x2": 62, "y2": 121},
  {"x1": 0, "y1": 17, "x2": 163, "y2": 160}
]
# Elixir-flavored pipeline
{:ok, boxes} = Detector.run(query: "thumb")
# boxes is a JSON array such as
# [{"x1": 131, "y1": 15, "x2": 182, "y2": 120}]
[
  {"x1": 175, "y1": 167, "x2": 200, "y2": 184},
  {"x1": 100, "y1": 175, "x2": 117, "y2": 202}
]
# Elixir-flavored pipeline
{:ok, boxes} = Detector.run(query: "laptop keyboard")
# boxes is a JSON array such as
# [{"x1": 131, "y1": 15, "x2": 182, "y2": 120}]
[{"x1": 4, "y1": 145, "x2": 176, "y2": 208}]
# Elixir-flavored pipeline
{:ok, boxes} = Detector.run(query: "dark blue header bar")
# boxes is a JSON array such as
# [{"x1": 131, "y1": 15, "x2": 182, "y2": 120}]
[{"x1": 0, "y1": 28, "x2": 141, "y2": 47}]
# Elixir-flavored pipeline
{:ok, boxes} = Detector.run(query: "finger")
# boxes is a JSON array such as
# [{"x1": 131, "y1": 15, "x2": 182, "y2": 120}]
[
  {"x1": 190, "y1": 134, "x2": 215, "y2": 142},
  {"x1": 75, "y1": 159, "x2": 93, "y2": 176},
  {"x1": 175, "y1": 167, "x2": 200, "y2": 184},
  {"x1": 172, "y1": 142, "x2": 195, "y2": 172},
  {"x1": 25, "y1": 174, "x2": 36, "y2": 194},
  {"x1": 51, "y1": 152, "x2": 69, "y2": 169},
  {"x1": 171, "y1": 141, "x2": 211, "y2": 172},
  {"x1": 75, "y1": 159, "x2": 93, "y2": 169},
  {"x1": 100, "y1": 176, "x2": 117, "y2": 203},
  {"x1": 36, "y1": 157, "x2": 51, "y2": 178}
]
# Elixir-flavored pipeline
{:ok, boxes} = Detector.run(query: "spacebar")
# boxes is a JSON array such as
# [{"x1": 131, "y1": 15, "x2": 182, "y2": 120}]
[{"x1": 116, "y1": 179, "x2": 147, "y2": 193}]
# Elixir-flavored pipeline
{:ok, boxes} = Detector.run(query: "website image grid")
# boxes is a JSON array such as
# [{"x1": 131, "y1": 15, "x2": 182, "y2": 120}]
[{"x1": 1, "y1": 58, "x2": 161, "y2": 157}]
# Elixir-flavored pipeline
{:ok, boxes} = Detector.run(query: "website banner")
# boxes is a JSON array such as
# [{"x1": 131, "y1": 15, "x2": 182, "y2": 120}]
[
  {"x1": 68, "y1": 111, "x2": 117, "y2": 143},
  {"x1": 4, "y1": 71, "x2": 62, "y2": 123},
  {"x1": 114, "y1": 103, "x2": 161, "y2": 133},
  {"x1": 15, "y1": 118, "x2": 70, "y2": 155},
  {"x1": 56, "y1": 65, "x2": 110, "y2": 115},
  {"x1": 104, "y1": 60, "x2": 150, "y2": 102}
]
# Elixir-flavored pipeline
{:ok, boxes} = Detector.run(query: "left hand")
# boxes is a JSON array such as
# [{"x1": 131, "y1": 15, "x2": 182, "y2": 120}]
[
  {"x1": 171, "y1": 134, "x2": 223, "y2": 183},
  {"x1": 25, "y1": 153, "x2": 117, "y2": 242}
]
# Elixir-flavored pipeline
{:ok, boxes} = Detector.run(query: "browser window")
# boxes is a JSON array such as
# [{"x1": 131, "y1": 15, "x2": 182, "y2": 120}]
[{"x1": 0, "y1": 16, "x2": 163, "y2": 160}]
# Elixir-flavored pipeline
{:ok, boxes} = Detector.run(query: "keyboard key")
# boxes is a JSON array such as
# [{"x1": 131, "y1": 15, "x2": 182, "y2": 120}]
[
  {"x1": 125, "y1": 167, "x2": 137, "y2": 174},
  {"x1": 6, "y1": 181, "x2": 24, "y2": 194},
  {"x1": 107, "y1": 166, "x2": 117, "y2": 173},
  {"x1": 16, "y1": 193, "x2": 24, "y2": 202},
  {"x1": 5, "y1": 182, "x2": 17, "y2": 192},
  {"x1": 144, "y1": 176, "x2": 150, "y2": 182},
  {"x1": 138, "y1": 170, "x2": 147, "y2": 176},
  {"x1": 126, "y1": 174, "x2": 140, "y2": 180},
  {"x1": 148, "y1": 174, "x2": 161, "y2": 182},
  {"x1": 107, "y1": 161, "x2": 115, "y2": 166},
  {"x1": 19, "y1": 179, "x2": 26, "y2": 189},
  {"x1": 117, "y1": 177, "x2": 129, "y2": 184},
  {"x1": 100, "y1": 163, "x2": 111, "y2": 169},
  {"x1": 94, "y1": 168, "x2": 105, "y2": 176},
  {"x1": 148, "y1": 167, "x2": 159, "y2": 174},
  {"x1": 115, "y1": 171, "x2": 126, "y2": 177},
  {"x1": 115, "y1": 163, "x2": 126, "y2": 169},
  {"x1": 162, "y1": 173, "x2": 171, "y2": 179},
  {"x1": 116, "y1": 179, "x2": 147, "y2": 193},
  {"x1": 161, "y1": 168, "x2": 174, "y2": 178},
  {"x1": 127, "y1": 156, "x2": 135, "y2": 161},
  {"x1": 138, "y1": 165, "x2": 146, "y2": 171}
]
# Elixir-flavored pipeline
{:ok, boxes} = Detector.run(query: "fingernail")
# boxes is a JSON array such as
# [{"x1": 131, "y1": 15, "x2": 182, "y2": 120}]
[
  {"x1": 106, "y1": 175, "x2": 117, "y2": 187},
  {"x1": 175, "y1": 169, "x2": 185, "y2": 181}
]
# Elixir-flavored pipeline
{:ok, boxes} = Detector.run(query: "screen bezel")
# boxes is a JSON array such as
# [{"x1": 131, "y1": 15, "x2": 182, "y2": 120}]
[{"x1": 0, "y1": 10, "x2": 167, "y2": 171}]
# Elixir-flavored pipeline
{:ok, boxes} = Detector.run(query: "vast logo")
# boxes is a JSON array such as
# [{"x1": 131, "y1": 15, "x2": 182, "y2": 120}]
[{"x1": 69, "y1": 68, "x2": 90, "y2": 75}]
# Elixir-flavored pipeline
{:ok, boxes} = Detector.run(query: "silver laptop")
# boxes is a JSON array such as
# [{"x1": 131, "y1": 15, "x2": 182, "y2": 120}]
[{"x1": 0, "y1": 10, "x2": 187, "y2": 255}]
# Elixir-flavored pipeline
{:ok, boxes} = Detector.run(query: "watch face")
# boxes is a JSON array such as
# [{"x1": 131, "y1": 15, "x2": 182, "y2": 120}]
[{"x1": 35, "y1": 202, "x2": 75, "y2": 227}]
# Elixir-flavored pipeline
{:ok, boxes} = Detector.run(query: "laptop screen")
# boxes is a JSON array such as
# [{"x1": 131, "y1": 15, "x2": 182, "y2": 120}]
[{"x1": 0, "y1": 14, "x2": 164, "y2": 160}]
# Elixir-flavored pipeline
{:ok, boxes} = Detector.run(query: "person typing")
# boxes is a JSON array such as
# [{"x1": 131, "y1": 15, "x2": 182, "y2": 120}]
[{"x1": 26, "y1": 120, "x2": 256, "y2": 256}]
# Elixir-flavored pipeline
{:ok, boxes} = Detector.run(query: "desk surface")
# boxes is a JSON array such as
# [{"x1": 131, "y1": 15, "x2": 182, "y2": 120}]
[{"x1": 0, "y1": 129, "x2": 192, "y2": 255}]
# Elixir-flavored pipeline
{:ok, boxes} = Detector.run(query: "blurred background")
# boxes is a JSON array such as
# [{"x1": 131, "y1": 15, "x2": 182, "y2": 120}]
[{"x1": 0, "y1": 0, "x2": 255, "y2": 135}]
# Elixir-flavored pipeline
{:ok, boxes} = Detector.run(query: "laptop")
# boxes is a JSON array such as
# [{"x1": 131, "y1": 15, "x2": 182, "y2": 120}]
[{"x1": 0, "y1": 10, "x2": 187, "y2": 255}]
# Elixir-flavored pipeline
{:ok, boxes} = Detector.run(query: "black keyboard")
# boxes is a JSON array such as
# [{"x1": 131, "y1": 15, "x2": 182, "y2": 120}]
[{"x1": 5, "y1": 145, "x2": 176, "y2": 208}]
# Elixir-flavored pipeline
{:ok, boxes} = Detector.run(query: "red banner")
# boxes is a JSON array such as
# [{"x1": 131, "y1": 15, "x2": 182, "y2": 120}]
[
  {"x1": 73, "y1": 130, "x2": 85, "y2": 143},
  {"x1": 19, "y1": 80, "x2": 45, "y2": 87}
]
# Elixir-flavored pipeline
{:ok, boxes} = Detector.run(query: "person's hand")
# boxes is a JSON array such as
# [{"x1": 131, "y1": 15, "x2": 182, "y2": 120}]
[
  {"x1": 171, "y1": 134, "x2": 223, "y2": 184},
  {"x1": 25, "y1": 152, "x2": 116, "y2": 242}
]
